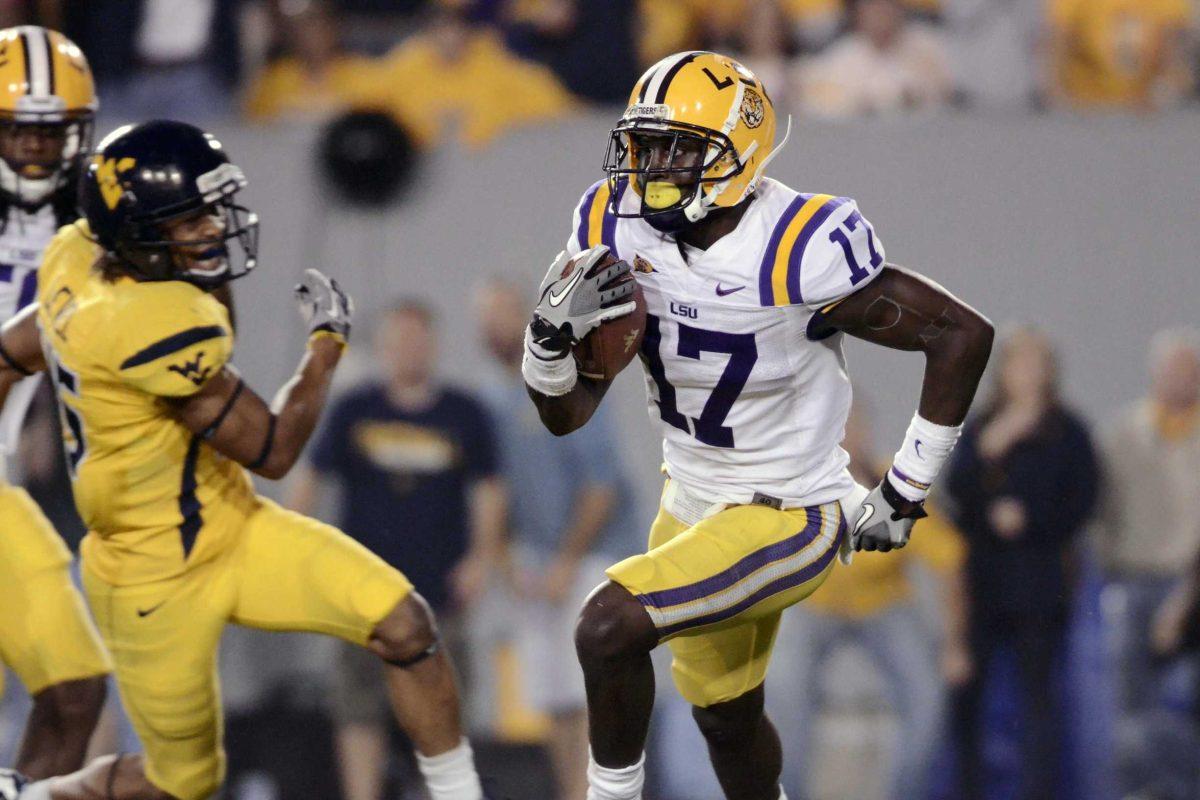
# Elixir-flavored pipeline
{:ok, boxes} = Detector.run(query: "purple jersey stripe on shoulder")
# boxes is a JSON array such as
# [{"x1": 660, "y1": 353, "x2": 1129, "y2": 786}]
[
  {"x1": 785, "y1": 196, "x2": 849, "y2": 305},
  {"x1": 758, "y1": 193, "x2": 809, "y2": 306},
  {"x1": 636, "y1": 509, "x2": 823, "y2": 610},
  {"x1": 575, "y1": 180, "x2": 604, "y2": 251},
  {"x1": 601, "y1": 179, "x2": 628, "y2": 257},
  {"x1": 655, "y1": 527, "x2": 841, "y2": 638}
]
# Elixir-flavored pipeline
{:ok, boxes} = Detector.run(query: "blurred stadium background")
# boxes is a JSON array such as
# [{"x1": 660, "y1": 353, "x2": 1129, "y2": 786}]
[{"x1": 2, "y1": 0, "x2": 1200, "y2": 799}]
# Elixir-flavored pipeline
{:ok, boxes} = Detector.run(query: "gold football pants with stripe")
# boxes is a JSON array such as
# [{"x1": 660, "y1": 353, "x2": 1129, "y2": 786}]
[
  {"x1": 0, "y1": 484, "x2": 111, "y2": 697},
  {"x1": 606, "y1": 485, "x2": 844, "y2": 707},
  {"x1": 83, "y1": 499, "x2": 413, "y2": 800}
]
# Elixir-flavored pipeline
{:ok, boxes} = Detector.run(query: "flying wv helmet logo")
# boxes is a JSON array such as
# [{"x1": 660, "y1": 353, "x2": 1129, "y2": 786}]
[
  {"x1": 95, "y1": 156, "x2": 136, "y2": 211},
  {"x1": 167, "y1": 351, "x2": 212, "y2": 386}
]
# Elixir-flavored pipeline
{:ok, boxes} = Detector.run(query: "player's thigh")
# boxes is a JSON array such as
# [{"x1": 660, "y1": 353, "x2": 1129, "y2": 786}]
[
  {"x1": 82, "y1": 556, "x2": 233, "y2": 800},
  {"x1": 607, "y1": 496, "x2": 843, "y2": 707},
  {"x1": 607, "y1": 499, "x2": 844, "y2": 641},
  {"x1": 0, "y1": 485, "x2": 111, "y2": 693},
  {"x1": 230, "y1": 499, "x2": 413, "y2": 645}
]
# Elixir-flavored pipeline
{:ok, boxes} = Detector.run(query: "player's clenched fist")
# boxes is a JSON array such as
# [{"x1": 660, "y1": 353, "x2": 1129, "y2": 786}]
[
  {"x1": 850, "y1": 478, "x2": 928, "y2": 552},
  {"x1": 295, "y1": 268, "x2": 354, "y2": 339},
  {"x1": 529, "y1": 245, "x2": 636, "y2": 355}
]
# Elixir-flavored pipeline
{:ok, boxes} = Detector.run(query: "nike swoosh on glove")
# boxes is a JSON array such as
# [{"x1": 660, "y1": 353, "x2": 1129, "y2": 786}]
[
  {"x1": 529, "y1": 245, "x2": 636, "y2": 355},
  {"x1": 850, "y1": 477, "x2": 928, "y2": 552}
]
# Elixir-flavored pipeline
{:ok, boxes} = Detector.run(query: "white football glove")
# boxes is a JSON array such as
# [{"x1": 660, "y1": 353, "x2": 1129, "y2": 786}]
[
  {"x1": 850, "y1": 477, "x2": 928, "y2": 552},
  {"x1": 295, "y1": 268, "x2": 354, "y2": 339},
  {"x1": 529, "y1": 245, "x2": 637, "y2": 356}
]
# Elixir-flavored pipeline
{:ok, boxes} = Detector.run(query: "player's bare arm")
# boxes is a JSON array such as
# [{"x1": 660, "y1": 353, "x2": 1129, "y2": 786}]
[
  {"x1": 527, "y1": 373, "x2": 614, "y2": 436},
  {"x1": 822, "y1": 265, "x2": 994, "y2": 551},
  {"x1": 171, "y1": 269, "x2": 353, "y2": 480},
  {"x1": 0, "y1": 305, "x2": 47, "y2": 401},
  {"x1": 821, "y1": 265, "x2": 994, "y2": 425}
]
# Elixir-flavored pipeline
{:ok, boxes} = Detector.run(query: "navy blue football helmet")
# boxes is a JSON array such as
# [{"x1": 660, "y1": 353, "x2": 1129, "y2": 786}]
[{"x1": 80, "y1": 120, "x2": 258, "y2": 289}]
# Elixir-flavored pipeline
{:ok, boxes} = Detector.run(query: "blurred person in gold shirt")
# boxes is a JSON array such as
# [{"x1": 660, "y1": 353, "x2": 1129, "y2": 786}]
[
  {"x1": 767, "y1": 400, "x2": 969, "y2": 800},
  {"x1": 1046, "y1": 0, "x2": 1194, "y2": 110},
  {"x1": 373, "y1": 1, "x2": 577, "y2": 150},
  {"x1": 242, "y1": 1, "x2": 389, "y2": 123}
]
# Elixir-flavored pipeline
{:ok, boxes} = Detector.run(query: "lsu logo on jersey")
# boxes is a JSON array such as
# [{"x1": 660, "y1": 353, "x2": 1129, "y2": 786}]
[
  {"x1": 166, "y1": 350, "x2": 212, "y2": 386},
  {"x1": 94, "y1": 156, "x2": 136, "y2": 210}
]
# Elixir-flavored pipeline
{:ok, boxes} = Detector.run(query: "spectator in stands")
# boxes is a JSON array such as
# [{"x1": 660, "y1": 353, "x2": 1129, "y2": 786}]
[
  {"x1": 946, "y1": 325, "x2": 1100, "y2": 800},
  {"x1": 374, "y1": 1, "x2": 577, "y2": 149},
  {"x1": 942, "y1": 0, "x2": 1043, "y2": 108},
  {"x1": 243, "y1": 0, "x2": 387, "y2": 123},
  {"x1": 62, "y1": 0, "x2": 241, "y2": 120},
  {"x1": 287, "y1": 299, "x2": 505, "y2": 800},
  {"x1": 793, "y1": 0, "x2": 953, "y2": 118},
  {"x1": 502, "y1": 0, "x2": 639, "y2": 103},
  {"x1": 473, "y1": 278, "x2": 639, "y2": 800},
  {"x1": 1098, "y1": 329, "x2": 1200, "y2": 717},
  {"x1": 768, "y1": 400, "x2": 970, "y2": 800},
  {"x1": 638, "y1": 1, "x2": 790, "y2": 102},
  {"x1": 1044, "y1": 0, "x2": 1194, "y2": 111}
]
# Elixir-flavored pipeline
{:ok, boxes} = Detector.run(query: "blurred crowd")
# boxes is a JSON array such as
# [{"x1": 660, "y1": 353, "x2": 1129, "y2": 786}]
[
  {"x1": 1, "y1": 0, "x2": 1197, "y2": 150},
  {"x1": 0, "y1": 2, "x2": 1198, "y2": 800}
]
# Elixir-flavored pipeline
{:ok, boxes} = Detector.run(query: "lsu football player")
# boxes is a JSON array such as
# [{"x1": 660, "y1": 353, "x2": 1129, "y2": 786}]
[
  {"x1": 522, "y1": 52, "x2": 995, "y2": 800},
  {"x1": 0, "y1": 121, "x2": 487, "y2": 800},
  {"x1": 0, "y1": 25, "x2": 111, "y2": 779}
]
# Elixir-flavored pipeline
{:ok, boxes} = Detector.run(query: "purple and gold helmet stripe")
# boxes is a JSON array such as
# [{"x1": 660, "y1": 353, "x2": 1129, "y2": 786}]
[{"x1": 758, "y1": 194, "x2": 848, "y2": 306}]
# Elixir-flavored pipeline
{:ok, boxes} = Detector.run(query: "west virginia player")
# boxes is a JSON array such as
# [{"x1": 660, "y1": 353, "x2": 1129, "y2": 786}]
[
  {"x1": 0, "y1": 25, "x2": 111, "y2": 780},
  {"x1": 522, "y1": 52, "x2": 995, "y2": 800},
  {"x1": 0, "y1": 121, "x2": 486, "y2": 800}
]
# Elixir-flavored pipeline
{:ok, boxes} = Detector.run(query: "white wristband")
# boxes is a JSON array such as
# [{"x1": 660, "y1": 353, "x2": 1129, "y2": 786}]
[
  {"x1": 521, "y1": 327, "x2": 578, "y2": 397},
  {"x1": 888, "y1": 413, "x2": 962, "y2": 502}
]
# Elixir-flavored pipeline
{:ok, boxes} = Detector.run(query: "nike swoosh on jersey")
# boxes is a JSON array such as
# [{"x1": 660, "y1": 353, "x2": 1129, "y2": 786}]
[
  {"x1": 136, "y1": 601, "x2": 166, "y2": 618},
  {"x1": 548, "y1": 267, "x2": 584, "y2": 307},
  {"x1": 715, "y1": 283, "x2": 746, "y2": 297},
  {"x1": 915, "y1": 439, "x2": 924, "y2": 459}
]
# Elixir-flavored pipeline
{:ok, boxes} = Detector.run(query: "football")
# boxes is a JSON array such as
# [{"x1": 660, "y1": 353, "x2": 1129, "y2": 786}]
[{"x1": 571, "y1": 252, "x2": 647, "y2": 381}]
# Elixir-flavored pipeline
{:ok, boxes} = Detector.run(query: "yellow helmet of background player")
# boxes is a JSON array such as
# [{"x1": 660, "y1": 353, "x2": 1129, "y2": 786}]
[
  {"x1": 0, "y1": 26, "x2": 97, "y2": 208},
  {"x1": 602, "y1": 51, "x2": 789, "y2": 231}
]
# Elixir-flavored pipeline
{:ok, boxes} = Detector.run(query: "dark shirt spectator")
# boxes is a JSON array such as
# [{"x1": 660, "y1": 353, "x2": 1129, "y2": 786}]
[
  {"x1": 287, "y1": 299, "x2": 504, "y2": 800},
  {"x1": 945, "y1": 325, "x2": 1100, "y2": 800},
  {"x1": 503, "y1": 0, "x2": 639, "y2": 103},
  {"x1": 309, "y1": 381, "x2": 497, "y2": 611}
]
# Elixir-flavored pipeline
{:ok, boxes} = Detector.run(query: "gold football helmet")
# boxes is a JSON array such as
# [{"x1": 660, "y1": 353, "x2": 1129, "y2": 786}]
[
  {"x1": 0, "y1": 26, "x2": 97, "y2": 208},
  {"x1": 603, "y1": 51, "x2": 789, "y2": 231}
]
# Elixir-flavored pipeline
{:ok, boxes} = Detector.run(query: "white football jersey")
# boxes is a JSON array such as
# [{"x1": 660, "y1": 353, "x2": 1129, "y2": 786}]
[
  {"x1": 0, "y1": 204, "x2": 59, "y2": 459},
  {"x1": 565, "y1": 177, "x2": 886, "y2": 507}
]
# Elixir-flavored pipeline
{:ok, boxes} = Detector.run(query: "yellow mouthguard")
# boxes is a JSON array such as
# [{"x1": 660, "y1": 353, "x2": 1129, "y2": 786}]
[{"x1": 644, "y1": 181, "x2": 682, "y2": 210}]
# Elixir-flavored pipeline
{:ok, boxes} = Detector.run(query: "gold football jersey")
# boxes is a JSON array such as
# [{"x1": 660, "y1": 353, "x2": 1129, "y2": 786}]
[{"x1": 37, "y1": 222, "x2": 258, "y2": 585}]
